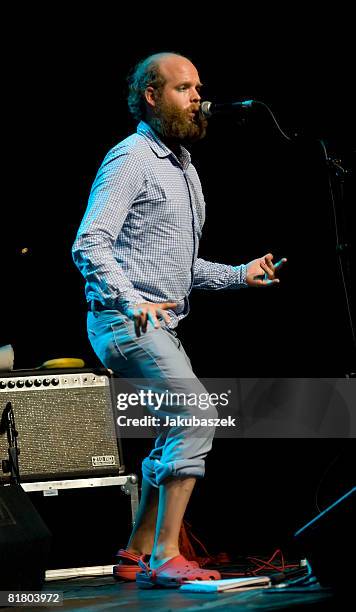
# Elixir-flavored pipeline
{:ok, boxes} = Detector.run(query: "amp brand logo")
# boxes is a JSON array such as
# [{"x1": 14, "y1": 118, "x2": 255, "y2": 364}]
[{"x1": 91, "y1": 455, "x2": 116, "y2": 467}]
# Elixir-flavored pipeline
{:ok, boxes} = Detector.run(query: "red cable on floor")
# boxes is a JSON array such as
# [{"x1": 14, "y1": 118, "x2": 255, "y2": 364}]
[{"x1": 180, "y1": 522, "x2": 300, "y2": 578}]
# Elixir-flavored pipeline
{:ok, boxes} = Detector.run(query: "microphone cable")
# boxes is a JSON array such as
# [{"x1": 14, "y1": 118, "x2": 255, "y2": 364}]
[{"x1": 252, "y1": 100, "x2": 293, "y2": 143}]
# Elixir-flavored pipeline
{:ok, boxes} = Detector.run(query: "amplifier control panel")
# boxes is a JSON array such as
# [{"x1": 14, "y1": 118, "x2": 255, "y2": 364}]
[{"x1": 0, "y1": 372, "x2": 109, "y2": 392}]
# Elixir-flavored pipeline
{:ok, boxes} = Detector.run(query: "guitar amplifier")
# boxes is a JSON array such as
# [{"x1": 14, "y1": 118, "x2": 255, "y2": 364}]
[{"x1": 0, "y1": 368, "x2": 124, "y2": 482}]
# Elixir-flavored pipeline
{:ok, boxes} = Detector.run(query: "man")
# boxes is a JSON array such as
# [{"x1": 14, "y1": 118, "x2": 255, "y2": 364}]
[{"x1": 72, "y1": 51, "x2": 286, "y2": 588}]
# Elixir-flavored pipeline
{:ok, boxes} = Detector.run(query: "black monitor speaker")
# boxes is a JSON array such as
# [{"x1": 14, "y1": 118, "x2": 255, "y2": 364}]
[
  {"x1": 0, "y1": 484, "x2": 52, "y2": 590},
  {"x1": 294, "y1": 486, "x2": 355, "y2": 592}
]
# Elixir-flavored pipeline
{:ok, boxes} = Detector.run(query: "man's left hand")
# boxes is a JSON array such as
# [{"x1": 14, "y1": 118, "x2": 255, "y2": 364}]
[{"x1": 246, "y1": 253, "x2": 287, "y2": 287}]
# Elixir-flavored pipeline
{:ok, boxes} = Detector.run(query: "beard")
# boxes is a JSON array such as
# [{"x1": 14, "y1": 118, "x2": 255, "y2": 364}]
[{"x1": 150, "y1": 96, "x2": 208, "y2": 144}]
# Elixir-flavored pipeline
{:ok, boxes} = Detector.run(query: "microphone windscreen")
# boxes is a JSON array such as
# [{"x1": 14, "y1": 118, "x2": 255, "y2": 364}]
[{"x1": 200, "y1": 101, "x2": 213, "y2": 117}]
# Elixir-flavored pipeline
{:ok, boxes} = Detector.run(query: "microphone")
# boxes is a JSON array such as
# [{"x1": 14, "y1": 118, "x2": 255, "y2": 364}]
[{"x1": 200, "y1": 100, "x2": 255, "y2": 118}]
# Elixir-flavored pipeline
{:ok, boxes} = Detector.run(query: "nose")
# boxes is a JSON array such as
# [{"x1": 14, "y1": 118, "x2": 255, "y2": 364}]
[{"x1": 191, "y1": 87, "x2": 201, "y2": 102}]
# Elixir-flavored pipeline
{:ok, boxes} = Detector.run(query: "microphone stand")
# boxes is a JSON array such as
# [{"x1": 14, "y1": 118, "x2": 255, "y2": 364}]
[
  {"x1": 250, "y1": 103, "x2": 356, "y2": 375},
  {"x1": 245, "y1": 102, "x2": 356, "y2": 375},
  {"x1": 0, "y1": 402, "x2": 21, "y2": 484},
  {"x1": 319, "y1": 141, "x2": 356, "y2": 376}
]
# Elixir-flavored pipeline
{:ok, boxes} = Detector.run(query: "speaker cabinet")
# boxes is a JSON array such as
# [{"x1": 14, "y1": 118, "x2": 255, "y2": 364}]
[
  {"x1": 0, "y1": 485, "x2": 52, "y2": 590},
  {"x1": 294, "y1": 487, "x2": 356, "y2": 591},
  {"x1": 0, "y1": 369, "x2": 124, "y2": 482}
]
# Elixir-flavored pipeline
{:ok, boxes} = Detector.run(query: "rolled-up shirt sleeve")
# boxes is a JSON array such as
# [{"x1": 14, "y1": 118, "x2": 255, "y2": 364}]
[
  {"x1": 193, "y1": 258, "x2": 247, "y2": 289},
  {"x1": 72, "y1": 148, "x2": 145, "y2": 310}
]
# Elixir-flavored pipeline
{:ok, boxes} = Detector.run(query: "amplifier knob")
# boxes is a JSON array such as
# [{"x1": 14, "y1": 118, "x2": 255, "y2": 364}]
[
  {"x1": 25, "y1": 379, "x2": 33, "y2": 387},
  {"x1": 51, "y1": 378, "x2": 59, "y2": 386},
  {"x1": 34, "y1": 379, "x2": 42, "y2": 387},
  {"x1": 16, "y1": 380, "x2": 25, "y2": 388},
  {"x1": 7, "y1": 381, "x2": 15, "y2": 388},
  {"x1": 43, "y1": 378, "x2": 51, "y2": 386},
  {"x1": 0, "y1": 381, "x2": 6, "y2": 389}
]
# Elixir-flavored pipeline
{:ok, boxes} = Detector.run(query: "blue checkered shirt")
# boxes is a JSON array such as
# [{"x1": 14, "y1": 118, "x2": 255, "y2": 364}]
[{"x1": 72, "y1": 121, "x2": 247, "y2": 328}]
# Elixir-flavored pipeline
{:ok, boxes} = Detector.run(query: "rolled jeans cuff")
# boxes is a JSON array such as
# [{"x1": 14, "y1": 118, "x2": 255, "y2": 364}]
[{"x1": 142, "y1": 456, "x2": 205, "y2": 487}]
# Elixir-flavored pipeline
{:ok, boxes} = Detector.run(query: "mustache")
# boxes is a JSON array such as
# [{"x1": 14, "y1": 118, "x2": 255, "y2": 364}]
[{"x1": 187, "y1": 104, "x2": 201, "y2": 113}]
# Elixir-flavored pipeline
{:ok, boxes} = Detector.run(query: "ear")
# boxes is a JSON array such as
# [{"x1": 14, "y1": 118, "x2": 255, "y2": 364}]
[{"x1": 144, "y1": 86, "x2": 156, "y2": 108}]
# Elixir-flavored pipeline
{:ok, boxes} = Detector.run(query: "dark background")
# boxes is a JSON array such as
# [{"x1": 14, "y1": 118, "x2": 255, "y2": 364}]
[{"x1": 2, "y1": 8, "x2": 355, "y2": 564}]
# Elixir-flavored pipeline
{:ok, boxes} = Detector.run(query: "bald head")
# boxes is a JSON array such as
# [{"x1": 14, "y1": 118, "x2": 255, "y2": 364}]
[
  {"x1": 149, "y1": 52, "x2": 195, "y2": 73},
  {"x1": 155, "y1": 53, "x2": 200, "y2": 85}
]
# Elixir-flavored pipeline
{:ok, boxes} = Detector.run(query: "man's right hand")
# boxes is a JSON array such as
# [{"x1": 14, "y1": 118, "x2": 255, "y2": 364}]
[{"x1": 126, "y1": 302, "x2": 177, "y2": 337}]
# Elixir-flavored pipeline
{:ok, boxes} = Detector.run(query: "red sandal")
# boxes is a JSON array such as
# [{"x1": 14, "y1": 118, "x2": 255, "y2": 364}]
[
  {"x1": 136, "y1": 554, "x2": 221, "y2": 588},
  {"x1": 113, "y1": 549, "x2": 148, "y2": 581}
]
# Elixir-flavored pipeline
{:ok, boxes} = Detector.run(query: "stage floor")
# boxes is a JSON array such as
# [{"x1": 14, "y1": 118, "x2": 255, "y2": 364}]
[{"x1": 10, "y1": 575, "x2": 340, "y2": 612}]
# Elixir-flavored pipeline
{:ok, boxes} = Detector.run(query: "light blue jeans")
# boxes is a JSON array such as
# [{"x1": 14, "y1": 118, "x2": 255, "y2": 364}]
[{"x1": 87, "y1": 309, "x2": 217, "y2": 487}]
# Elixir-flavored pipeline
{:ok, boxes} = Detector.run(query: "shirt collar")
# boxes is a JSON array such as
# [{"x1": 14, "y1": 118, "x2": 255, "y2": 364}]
[{"x1": 137, "y1": 121, "x2": 191, "y2": 170}]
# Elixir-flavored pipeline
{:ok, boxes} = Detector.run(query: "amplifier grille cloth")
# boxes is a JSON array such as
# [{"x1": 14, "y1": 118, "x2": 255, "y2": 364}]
[{"x1": 0, "y1": 387, "x2": 121, "y2": 480}]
